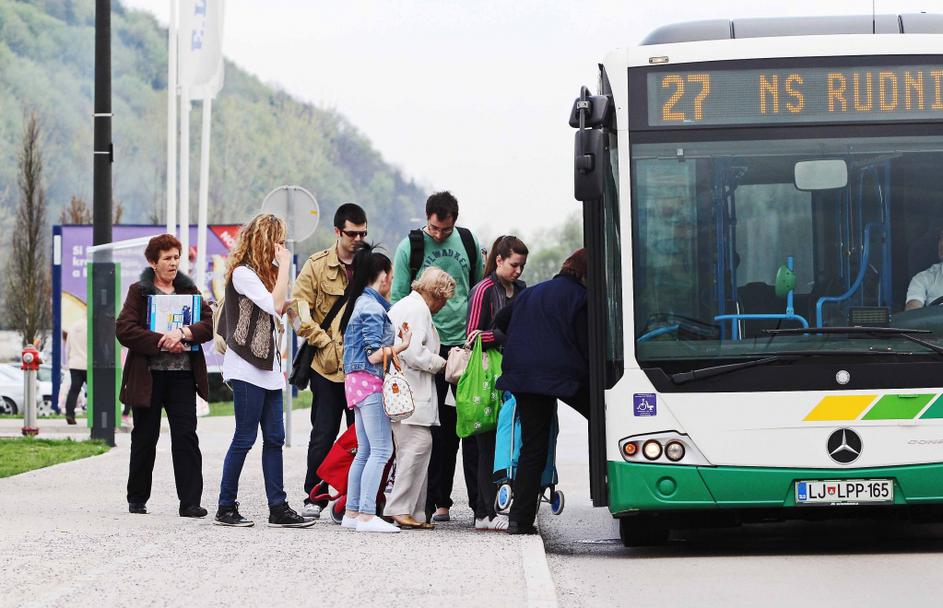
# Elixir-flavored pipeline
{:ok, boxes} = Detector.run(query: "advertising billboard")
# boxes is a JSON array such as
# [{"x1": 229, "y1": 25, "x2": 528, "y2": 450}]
[{"x1": 52, "y1": 224, "x2": 239, "y2": 409}]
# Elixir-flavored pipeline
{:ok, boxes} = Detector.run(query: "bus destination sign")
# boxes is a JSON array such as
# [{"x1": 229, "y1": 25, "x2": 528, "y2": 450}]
[{"x1": 646, "y1": 64, "x2": 943, "y2": 127}]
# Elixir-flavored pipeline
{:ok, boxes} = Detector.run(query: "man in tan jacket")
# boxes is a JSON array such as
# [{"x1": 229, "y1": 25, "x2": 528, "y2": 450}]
[{"x1": 293, "y1": 203, "x2": 367, "y2": 518}]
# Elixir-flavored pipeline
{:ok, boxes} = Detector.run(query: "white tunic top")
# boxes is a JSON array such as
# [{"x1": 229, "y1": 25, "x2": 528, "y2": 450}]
[
  {"x1": 388, "y1": 291, "x2": 446, "y2": 427},
  {"x1": 222, "y1": 266, "x2": 283, "y2": 390},
  {"x1": 906, "y1": 262, "x2": 943, "y2": 307}
]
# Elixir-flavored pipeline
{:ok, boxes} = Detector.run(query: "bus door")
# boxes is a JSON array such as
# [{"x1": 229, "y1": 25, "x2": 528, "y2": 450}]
[{"x1": 570, "y1": 83, "x2": 623, "y2": 506}]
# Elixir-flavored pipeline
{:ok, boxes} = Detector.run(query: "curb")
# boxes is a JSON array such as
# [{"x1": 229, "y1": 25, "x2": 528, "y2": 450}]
[{"x1": 521, "y1": 531, "x2": 559, "y2": 608}]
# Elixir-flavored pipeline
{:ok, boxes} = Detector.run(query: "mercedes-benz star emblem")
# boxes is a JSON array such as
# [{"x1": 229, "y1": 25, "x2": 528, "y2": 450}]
[{"x1": 827, "y1": 428, "x2": 862, "y2": 464}]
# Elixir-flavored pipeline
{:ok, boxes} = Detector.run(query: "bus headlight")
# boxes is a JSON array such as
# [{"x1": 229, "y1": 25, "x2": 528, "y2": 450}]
[
  {"x1": 665, "y1": 441, "x2": 685, "y2": 462},
  {"x1": 618, "y1": 432, "x2": 710, "y2": 466},
  {"x1": 642, "y1": 440, "x2": 663, "y2": 460}
]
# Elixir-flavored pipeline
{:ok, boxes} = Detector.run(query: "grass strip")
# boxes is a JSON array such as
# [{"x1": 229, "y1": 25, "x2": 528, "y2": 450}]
[
  {"x1": 0, "y1": 438, "x2": 110, "y2": 478},
  {"x1": 208, "y1": 390, "x2": 312, "y2": 417}
]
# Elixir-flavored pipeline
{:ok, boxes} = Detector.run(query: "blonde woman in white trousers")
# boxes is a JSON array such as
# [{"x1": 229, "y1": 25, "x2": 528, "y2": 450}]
[{"x1": 384, "y1": 267, "x2": 455, "y2": 529}]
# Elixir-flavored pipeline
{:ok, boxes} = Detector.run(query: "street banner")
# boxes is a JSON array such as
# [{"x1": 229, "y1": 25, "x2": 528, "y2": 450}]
[{"x1": 178, "y1": 0, "x2": 225, "y2": 100}]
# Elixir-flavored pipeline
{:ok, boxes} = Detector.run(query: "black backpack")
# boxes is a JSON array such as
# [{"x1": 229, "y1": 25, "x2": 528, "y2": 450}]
[{"x1": 408, "y1": 226, "x2": 479, "y2": 286}]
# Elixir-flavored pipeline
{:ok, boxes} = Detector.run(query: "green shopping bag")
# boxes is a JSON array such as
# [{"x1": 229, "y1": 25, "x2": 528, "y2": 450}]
[{"x1": 455, "y1": 335, "x2": 503, "y2": 438}]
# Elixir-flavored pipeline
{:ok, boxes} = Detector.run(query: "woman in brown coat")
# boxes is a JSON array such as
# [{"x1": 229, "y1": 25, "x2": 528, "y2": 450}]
[{"x1": 116, "y1": 234, "x2": 213, "y2": 517}]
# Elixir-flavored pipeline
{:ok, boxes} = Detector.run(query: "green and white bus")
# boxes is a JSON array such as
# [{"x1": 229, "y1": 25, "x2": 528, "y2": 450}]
[{"x1": 572, "y1": 13, "x2": 943, "y2": 546}]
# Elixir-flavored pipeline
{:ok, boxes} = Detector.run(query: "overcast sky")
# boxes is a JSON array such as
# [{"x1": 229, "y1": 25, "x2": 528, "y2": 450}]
[{"x1": 121, "y1": 0, "x2": 936, "y2": 237}]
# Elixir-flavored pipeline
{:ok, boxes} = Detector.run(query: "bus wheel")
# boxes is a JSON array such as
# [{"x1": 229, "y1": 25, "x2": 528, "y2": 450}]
[
  {"x1": 495, "y1": 483, "x2": 513, "y2": 513},
  {"x1": 619, "y1": 516, "x2": 669, "y2": 547}
]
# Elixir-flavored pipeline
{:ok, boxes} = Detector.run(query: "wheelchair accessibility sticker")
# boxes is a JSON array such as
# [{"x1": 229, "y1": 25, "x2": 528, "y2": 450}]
[{"x1": 633, "y1": 394, "x2": 657, "y2": 416}]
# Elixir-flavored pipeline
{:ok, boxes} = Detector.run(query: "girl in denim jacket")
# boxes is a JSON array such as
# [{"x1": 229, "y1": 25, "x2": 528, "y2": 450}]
[{"x1": 339, "y1": 244, "x2": 412, "y2": 533}]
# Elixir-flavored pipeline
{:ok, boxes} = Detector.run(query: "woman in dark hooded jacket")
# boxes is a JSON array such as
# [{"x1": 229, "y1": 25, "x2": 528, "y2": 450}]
[{"x1": 493, "y1": 248, "x2": 590, "y2": 535}]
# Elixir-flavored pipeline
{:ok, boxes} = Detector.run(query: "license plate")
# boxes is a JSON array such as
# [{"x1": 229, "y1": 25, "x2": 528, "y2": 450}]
[{"x1": 795, "y1": 479, "x2": 894, "y2": 505}]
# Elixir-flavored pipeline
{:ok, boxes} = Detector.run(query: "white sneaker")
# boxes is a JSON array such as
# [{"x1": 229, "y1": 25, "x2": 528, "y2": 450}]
[
  {"x1": 476, "y1": 515, "x2": 509, "y2": 531},
  {"x1": 301, "y1": 503, "x2": 322, "y2": 519},
  {"x1": 341, "y1": 515, "x2": 359, "y2": 529},
  {"x1": 356, "y1": 516, "x2": 400, "y2": 533}
]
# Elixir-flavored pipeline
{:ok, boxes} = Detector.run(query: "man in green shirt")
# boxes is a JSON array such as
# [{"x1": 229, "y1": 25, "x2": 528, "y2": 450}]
[{"x1": 391, "y1": 191, "x2": 483, "y2": 523}]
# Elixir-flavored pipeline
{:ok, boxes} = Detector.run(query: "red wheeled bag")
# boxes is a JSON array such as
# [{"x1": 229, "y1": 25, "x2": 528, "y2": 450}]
[{"x1": 309, "y1": 424, "x2": 394, "y2": 524}]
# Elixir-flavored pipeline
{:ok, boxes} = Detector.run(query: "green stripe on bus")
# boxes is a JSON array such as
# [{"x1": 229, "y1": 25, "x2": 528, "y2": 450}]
[
  {"x1": 607, "y1": 460, "x2": 943, "y2": 514},
  {"x1": 861, "y1": 394, "x2": 935, "y2": 420},
  {"x1": 920, "y1": 395, "x2": 943, "y2": 419}
]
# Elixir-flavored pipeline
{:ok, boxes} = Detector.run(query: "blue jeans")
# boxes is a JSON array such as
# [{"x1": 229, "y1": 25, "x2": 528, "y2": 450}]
[
  {"x1": 219, "y1": 380, "x2": 287, "y2": 507},
  {"x1": 346, "y1": 392, "x2": 392, "y2": 515}
]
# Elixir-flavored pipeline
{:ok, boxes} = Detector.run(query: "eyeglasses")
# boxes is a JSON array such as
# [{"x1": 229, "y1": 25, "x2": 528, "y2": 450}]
[
  {"x1": 342, "y1": 230, "x2": 368, "y2": 239},
  {"x1": 427, "y1": 224, "x2": 454, "y2": 237}
]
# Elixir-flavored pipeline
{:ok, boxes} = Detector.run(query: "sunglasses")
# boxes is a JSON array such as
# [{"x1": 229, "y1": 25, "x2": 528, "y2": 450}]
[{"x1": 342, "y1": 230, "x2": 368, "y2": 239}]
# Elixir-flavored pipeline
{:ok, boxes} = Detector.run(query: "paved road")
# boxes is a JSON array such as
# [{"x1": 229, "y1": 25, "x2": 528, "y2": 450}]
[
  {"x1": 0, "y1": 409, "x2": 555, "y2": 608},
  {"x1": 540, "y1": 406, "x2": 943, "y2": 607}
]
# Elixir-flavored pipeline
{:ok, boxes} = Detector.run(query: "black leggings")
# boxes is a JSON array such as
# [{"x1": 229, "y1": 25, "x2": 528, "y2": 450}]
[{"x1": 427, "y1": 345, "x2": 478, "y2": 515}]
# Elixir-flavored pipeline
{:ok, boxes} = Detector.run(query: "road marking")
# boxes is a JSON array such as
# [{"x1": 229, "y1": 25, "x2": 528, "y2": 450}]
[
  {"x1": 521, "y1": 533, "x2": 559, "y2": 608},
  {"x1": 575, "y1": 538, "x2": 622, "y2": 545}
]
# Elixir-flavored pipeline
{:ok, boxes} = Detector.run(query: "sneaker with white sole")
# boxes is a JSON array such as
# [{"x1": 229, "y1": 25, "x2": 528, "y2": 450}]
[
  {"x1": 268, "y1": 503, "x2": 316, "y2": 528},
  {"x1": 214, "y1": 502, "x2": 253, "y2": 527},
  {"x1": 341, "y1": 515, "x2": 359, "y2": 529},
  {"x1": 356, "y1": 516, "x2": 400, "y2": 533},
  {"x1": 475, "y1": 515, "x2": 509, "y2": 531},
  {"x1": 301, "y1": 503, "x2": 322, "y2": 519}
]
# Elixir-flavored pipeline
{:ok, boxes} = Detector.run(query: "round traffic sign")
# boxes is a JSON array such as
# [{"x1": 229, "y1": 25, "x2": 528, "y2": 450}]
[{"x1": 260, "y1": 185, "x2": 320, "y2": 242}]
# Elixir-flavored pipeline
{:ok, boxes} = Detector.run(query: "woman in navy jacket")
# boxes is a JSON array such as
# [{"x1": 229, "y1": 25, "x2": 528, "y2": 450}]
[{"x1": 494, "y1": 248, "x2": 590, "y2": 535}]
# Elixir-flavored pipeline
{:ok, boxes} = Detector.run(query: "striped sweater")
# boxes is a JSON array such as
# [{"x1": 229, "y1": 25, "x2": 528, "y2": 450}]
[{"x1": 465, "y1": 272, "x2": 526, "y2": 349}]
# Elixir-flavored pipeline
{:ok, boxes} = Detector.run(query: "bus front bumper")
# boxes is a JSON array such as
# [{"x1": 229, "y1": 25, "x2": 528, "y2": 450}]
[{"x1": 608, "y1": 460, "x2": 943, "y2": 515}]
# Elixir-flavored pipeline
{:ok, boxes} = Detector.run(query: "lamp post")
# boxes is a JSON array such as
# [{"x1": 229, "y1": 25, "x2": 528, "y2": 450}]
[{"x1": 91, "y1": 0, "x2": 116, "y2": 447}]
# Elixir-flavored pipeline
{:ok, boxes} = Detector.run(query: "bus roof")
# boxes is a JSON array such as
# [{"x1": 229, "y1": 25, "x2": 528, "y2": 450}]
[{"x1": 641, "y1": 14, "x2": 943, "y2": 46}]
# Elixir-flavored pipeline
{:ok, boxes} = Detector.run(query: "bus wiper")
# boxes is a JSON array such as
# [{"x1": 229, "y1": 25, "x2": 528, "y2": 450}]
[
  {"x1": 764, "y1": 327, "x2": 943, "y2": 356},
  {"x1": 668, "y1": 347, "x2": 906, "y2": 385},
  {"x1": 670, "y1": 355, "x2": 800, "y2": 385}
]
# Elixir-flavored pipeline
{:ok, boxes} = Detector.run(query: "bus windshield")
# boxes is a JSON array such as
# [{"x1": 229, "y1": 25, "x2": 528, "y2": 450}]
[{"x1": 631, "y1": 134, "x2": 943, "y2": 363}]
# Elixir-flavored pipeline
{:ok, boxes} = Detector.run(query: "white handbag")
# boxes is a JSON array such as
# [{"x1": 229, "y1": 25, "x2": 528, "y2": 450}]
[
  {"x1": 444, "y1": 346, "x2": 471, "y2": 384},
  {"x1": 382, "y1": 350, "x2": 415, "y2": 422}
]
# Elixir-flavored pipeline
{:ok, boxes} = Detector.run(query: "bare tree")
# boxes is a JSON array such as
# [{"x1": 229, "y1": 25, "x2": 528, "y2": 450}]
[
  {"x1": 5, "y1": 112, "x2": 51, "y2": 346},
  {"x1": 59, "y1": 194, "x2": 92, "y2": 224},
  {"x1": 58, "y1": 194, "x2": 123, "y2": 224}
]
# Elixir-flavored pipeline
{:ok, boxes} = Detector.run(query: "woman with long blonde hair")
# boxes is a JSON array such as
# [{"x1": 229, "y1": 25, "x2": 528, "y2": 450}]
[{"x1": 215, "y1": 213, "x2": 313, "y2": 528}]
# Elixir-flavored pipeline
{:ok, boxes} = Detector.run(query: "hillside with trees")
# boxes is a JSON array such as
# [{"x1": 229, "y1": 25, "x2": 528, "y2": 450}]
[{"x1": 0, "y1": 0, "x2": 426, "y2": 255}]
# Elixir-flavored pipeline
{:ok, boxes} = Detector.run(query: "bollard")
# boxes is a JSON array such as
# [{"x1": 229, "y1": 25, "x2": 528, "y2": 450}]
[{"x1": 21, "y1": 343, "x2": 41, "y2": 437}]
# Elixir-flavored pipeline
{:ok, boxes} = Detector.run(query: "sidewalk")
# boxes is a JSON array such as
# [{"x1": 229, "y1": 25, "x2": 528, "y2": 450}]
[
  {"x1": 0, "y1": 417, "x2": 129, "y2": 440},
  {"x1": 0, "y1": 408, "x2": 557, "y2": 608}
]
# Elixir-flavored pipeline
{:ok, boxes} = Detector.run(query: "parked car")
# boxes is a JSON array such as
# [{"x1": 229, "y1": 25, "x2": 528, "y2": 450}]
[{"x1": 0, "y1": 364, "x2": 54, "y2": 416}]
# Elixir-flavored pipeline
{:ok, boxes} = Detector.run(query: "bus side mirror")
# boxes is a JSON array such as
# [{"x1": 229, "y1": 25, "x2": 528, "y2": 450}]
[
  {"x1": 571, "y1": 86, "x2": 611, "y2": 202},
  {"x1": 574, "y1": 128, "x2": 606, "y2": 201},
  {"x1": 794, "y1": 159, "x2": 848, "y2": 191},
  {"x1": 568, "y1": 93, "x2": 611, "y2": 129}
]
